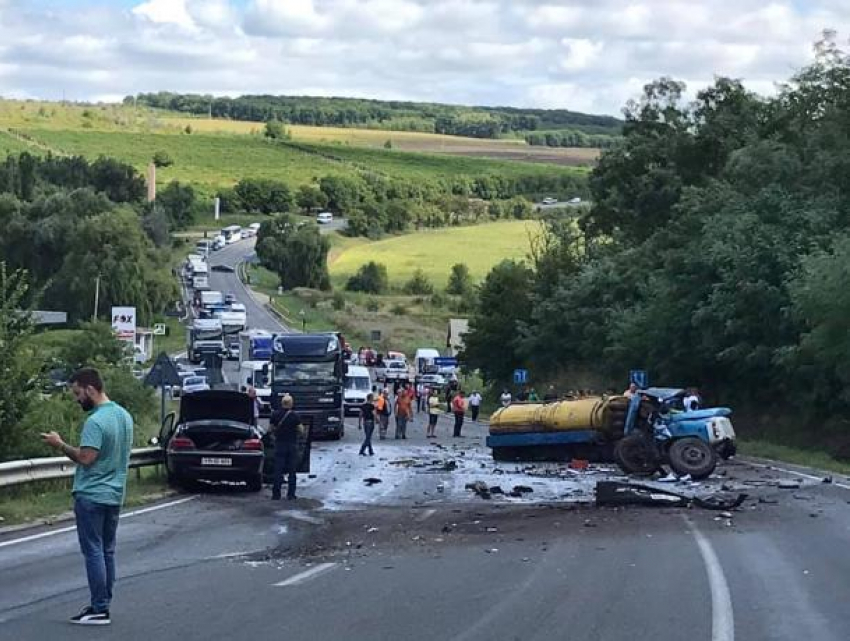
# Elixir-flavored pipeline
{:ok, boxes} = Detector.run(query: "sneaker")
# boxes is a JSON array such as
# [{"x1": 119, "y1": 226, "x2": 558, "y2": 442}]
[{"x1": 70, "y1": 606, "x2": 110, "y2": 626}]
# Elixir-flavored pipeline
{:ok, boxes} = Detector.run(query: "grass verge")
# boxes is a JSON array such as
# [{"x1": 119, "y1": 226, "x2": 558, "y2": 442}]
[
  {"x1": 738, "y1": 439, "x2": 850, "y2": 476},
  {"x1": 0, "y1": 466, "x2": 172, "y2": 528}
]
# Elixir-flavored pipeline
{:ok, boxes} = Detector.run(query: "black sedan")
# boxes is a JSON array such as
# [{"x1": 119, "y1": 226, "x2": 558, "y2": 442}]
[{"x1": 156, "y1": 390, "x2": 264, "y2": 491}]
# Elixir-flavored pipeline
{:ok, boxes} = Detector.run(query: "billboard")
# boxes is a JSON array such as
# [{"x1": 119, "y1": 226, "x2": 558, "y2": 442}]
[{"x1": 111, "y1": 306, "x2": 137, "y2": 343}]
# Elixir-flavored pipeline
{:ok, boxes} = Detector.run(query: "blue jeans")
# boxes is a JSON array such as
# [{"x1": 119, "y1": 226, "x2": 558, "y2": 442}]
[
  {"x1": 272, "y1": 443, "x2": 297, "y2": 499},
  {"x1": 74, "y1": 496, "x2": 120, "y2": 613}
]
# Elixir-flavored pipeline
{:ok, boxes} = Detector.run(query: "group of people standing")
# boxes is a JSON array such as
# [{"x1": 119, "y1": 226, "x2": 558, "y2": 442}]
[{"x1": 357, "y1": 383, "x2": 482, "y2": 455}]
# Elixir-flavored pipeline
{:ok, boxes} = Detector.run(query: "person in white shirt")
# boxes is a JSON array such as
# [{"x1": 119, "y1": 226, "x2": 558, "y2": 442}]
[
  {"x1": 468, "y1": 391, "x2": 482, "y2": 421},
  {"x1": 499, "y1": 389, "x2": 512, "y2": 408},
  {"x1": 683, "y1": 388, "x2": 701, "y2": 412}
]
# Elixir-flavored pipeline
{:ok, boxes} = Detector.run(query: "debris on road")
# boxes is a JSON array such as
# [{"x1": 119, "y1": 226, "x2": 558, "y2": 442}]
[
  {"x1": 363, "y1": 478, "x2": 383, "y2": 486},
  {"x1": 466, "y1": 481, "x2": 492, "y2": 500},
  {"x1": 595, "y1": 481, "x2": 747, "y2": 510},
  {"x1": 777, "y1": 480, "x2": 801, "y2": 490}
]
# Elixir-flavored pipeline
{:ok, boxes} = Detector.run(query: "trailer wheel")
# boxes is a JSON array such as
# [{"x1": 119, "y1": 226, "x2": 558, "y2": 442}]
[
  {"x1": 615, "y1": 433, "x2": 659, "y2": 476},
  {"x1": 668, "y1": 438, "x2": 717, "y2": 480}
]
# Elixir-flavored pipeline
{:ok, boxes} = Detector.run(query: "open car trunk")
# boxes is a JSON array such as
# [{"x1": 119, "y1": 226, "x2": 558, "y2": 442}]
[{"x1": 180, "y1": 421, "x2": 255, "y2": 451}]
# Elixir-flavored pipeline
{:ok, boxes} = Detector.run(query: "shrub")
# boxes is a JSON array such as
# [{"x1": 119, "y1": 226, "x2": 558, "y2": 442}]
[
  {"x1": 332, "y1": 291, "x2": 346, "y2": 311},
  {"x1": 346, "y1": 261, "x2": 388, "y2": 294},
  {"x1": 152, "y1": 150, "x2": 174, "y2": 168},
  {"x1": 390, "y1": 303, "x2": 407, "y2": 316},
  {"x1": 366, "y1": 299, "x2": 381, "y2": 312},
  {"x1": 403, "y1": 268, "x2": 434, "y2": 295}
]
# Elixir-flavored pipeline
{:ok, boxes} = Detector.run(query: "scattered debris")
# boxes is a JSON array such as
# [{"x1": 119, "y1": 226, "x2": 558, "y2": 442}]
[
  {"x1": 363, "y1": 478, "x2": 383, "y2": 486},
  {"x1": 569, "y1": 459, "x2": 589, "y2": 471},
  {"x1": 758, "y1": 497, "x2": 778, "y2": 504},
  {"x1": 465, "y1": 481, "x2": 492, "y2": 500},
  {"x1": 512, "y1": 485, "x2": 534, "y2": 494},
  {"x1": 489, "y1": 486, "x2": 504, "y2": 495},
  {"x1": 366, "y1": 527, "x2": 379, "y2": 533},
  {"x1": 595, "y1": 481, "x2": 747, "y2": 510},
  {"x1": 777, "y1": 481, "x2": 801, "y2": 490},
  {"x1": 719, "y1": 511, "x2": 733, "y2": 519},
  {"x1": 486, "y1": 527, "x2": 498, "y2": 533},
  {"x1": 583, "y1": 519, "x2": 597, "y2": 528},
  {"x1": 485, "y1": 548, "x2": 499, "y2": 554},
  {"x1": 822, "y1": 476, "x2": 833, "y2": 484}
]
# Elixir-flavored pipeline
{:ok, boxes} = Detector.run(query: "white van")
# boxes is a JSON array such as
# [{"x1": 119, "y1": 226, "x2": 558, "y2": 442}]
[
  {"x1": 344, "y1": 365, "x2": 372, "y2": 415},
  {"x1": 316, "y1": 212, "x2": 334, "y2": 224}
]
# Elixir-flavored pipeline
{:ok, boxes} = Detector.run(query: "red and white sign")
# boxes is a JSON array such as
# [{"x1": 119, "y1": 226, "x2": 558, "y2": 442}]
[{"x1": 111, "y1": 306, "x2": 137, "y2": 343}]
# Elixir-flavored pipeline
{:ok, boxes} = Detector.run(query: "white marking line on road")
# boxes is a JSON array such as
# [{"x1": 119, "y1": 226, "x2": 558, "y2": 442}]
[
  {"x1": 273, "y1": 562, "x2": 337, "y2": 587},
  {"x1": 687, "y1": 518, "x2": 734, "y2": 641},
  {"x1": 416, "y1": 508, "x2": 437, "y2": 522},
  {"x1": 744, "y1": 460, "x2": 850, "y2": 490},
  {"x1": 277, "y1": 510, "x2": 324, "y2": 525},
  {"x1": 0, "y1": 496, "x2": 198, "y2": 550}
]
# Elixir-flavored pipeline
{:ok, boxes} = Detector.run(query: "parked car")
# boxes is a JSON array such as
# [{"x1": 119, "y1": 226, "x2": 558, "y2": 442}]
[
  {"x1": 226, "y1": 339, "x2": 240, "y2": 361},
  {"x1": 241, "y1": 229, "x2": 251, "y2": 239},
  {"x1": 316, "y1": 212, "x2": 333, "y2": 224},
  {"x1": 382, "y1": 359, "x2": 411, "y2": 384},
  {"x1": 541, "y1": 197, "x2": 558, "y2": 205},
  {"x1": 182, "y1": 375, "x2": 211, "y2": 395},
  {"x1": 248, "y1": 222, "x2": 261, "y2": 234},
  {"x1": 211, "y1": 264, "x2": 235, "y2": 273},
  {"x1": 156, "y1": 390, "x2": 264, "y2": 491}
]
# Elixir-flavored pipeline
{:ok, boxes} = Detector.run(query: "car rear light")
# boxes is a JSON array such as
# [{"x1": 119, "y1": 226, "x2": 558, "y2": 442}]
[
  {"x1": 169, "y1": 436, "x2": 195, "y2": 450},
  {"x1": 242, "y1": 438, "x2": 263, "y2": 451}
]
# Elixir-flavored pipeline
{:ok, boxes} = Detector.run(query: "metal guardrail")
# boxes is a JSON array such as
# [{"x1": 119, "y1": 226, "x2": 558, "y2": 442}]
[{"x1": 0, "y1": 447, "x2": 164, "y2": 488}]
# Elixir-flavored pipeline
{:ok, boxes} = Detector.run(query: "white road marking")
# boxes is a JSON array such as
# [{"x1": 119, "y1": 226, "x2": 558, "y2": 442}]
[
  {"x1": 0, "y1": 496, "x2": 198, "y2": 550},
  {"x1": 273, "y1": 562, "x2": 337, "y2": 587},
  {"x1": 416, "y1": 508, "x2": 437, "y2": 522},
  {"x1": 744, "y1": 460, "x2": 850, "y2": 490},
  {"x1": 277, "y1": 510, "x2": 324, "y2": 525},
  {"x1": 687, "y1": 518, "x2": 734, "y2": 641}
]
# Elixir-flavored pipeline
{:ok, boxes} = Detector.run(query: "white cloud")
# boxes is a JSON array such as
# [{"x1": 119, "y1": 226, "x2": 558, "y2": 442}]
[
  {"x1": 0, "y1": 0, "x2": 847, "y2": 115},
  {"x1": 132, "y1": 0, "x2": 196, "y2": 29}
]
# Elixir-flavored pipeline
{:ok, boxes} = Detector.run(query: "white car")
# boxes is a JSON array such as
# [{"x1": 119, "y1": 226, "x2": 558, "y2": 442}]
[
  {"x1": 182, "y1": 376, "x2": 210, "y2": 395},
  {"x1": 316, "y1": 212, "x2": 333, "y2": 224},
  {"x1": 541, "y1": 197, "x2": 558, "y2": 205},
  {"x1": 568, "y1": 197, "x2": 582, "y2": 204},
  {"x1": 241, "y1": 229, "x2": 252, "y2": 239},
  {"x1": 248, "y1": 222, "x2": 261, "y2": 235}
]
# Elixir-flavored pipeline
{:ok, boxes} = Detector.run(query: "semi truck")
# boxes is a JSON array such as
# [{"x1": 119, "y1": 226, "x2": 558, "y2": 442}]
[
  {"x1": 487, "y1": 388, "x2": 736, "y2": 480},
  {"x1": 271, "y1": 333, "x2": 346, "y2": 440},
  {"x1": 187, "y1": 318, "x2": 225, "y2": 364}
]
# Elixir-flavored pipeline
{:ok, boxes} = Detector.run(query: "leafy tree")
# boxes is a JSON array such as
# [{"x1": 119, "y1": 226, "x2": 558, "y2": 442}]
[
  {"x1": 234, "y1": 178, "x2": 293, "y2": 214},
  {"x1": 446, "y1": 263, "x2": 473, "y2": 296},
  {"x1": 264, "y1": 119, "x2": 288, "y2": 140},
  {"x1": 256, "y1": 214, "x2": 331, "y2": 290},
  {"x1": 152, "y1": 151, "x2": 173, "y2": 168},
  {"x1": 296, "y1": 184, "x2": 328, "y2": 212},
  {"x1": 345, "y1": 261, "x2": 388, "y2": 294},
  {"x1": 157, "y1": 181, "x2": 196, "y2": 229},
  {"x1": 59, "y1": 321, "x2": 127, "y2": 370},
  {"x1": 0, "y1": 264, "x2": 41, "y2": 460},
  {"x1": 403, "y1": 269, "x2": 434, "y2": 295},
  {"x1": 460, "y1": 260, "x2": 534, "y2": 384},
  {"x1": 319, "y1": 175, "x2": 366, "y2": 212}
]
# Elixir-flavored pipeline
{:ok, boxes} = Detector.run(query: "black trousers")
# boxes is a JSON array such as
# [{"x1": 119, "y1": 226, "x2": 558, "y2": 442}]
[
  {"x1": 453, "y1": 412, "x2": 464, "y2": 436},
  {"x1": 471, "y1": 405, "x2": 480, "y2": 421},
  {"x1": 272, "y1": 443, "x2": 297, "y2": 499},
  {"x1": 360, "y1": 421, "x2": 375, "y2": 455}
]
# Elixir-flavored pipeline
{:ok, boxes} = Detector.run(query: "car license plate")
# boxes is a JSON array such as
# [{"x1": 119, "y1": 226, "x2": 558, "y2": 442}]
[{"x1": 201, "y1": 457, "x2": 232, "y2": 466}]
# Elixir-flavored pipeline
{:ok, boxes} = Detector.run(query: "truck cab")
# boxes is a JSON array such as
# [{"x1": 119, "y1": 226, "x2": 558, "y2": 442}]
[
  {"x1": 187, "y1": 318, "x2": 225, "y2": 364},
  {"x1": 271, "y1": 333, "x2": 346, "y2": 440},
  {"x1": 239, "y1": 360, "x2": 272, "y2": 416}
]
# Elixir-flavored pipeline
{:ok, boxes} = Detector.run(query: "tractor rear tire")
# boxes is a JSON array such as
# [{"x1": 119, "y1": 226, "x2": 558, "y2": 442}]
[
  {"x1": 614, "y1": 433, "x2": 660, "y2": 477},
  {"x1": 668, "y1": 438, "x2": 717, "y2": 480}
]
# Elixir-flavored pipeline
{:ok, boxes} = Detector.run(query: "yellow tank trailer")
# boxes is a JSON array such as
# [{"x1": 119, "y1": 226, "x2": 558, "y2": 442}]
[{"x1": 489, "y1": 396, "x2": 640, "y2": 439}]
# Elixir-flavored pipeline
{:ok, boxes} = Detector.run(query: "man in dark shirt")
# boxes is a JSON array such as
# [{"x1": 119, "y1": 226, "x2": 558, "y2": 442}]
[{"x1": 269, "y1": 394, "x2": 301, "y2": 500}]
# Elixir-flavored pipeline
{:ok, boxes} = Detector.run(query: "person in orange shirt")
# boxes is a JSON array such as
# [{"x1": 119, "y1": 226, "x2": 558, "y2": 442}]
[
  {"x1": 394, "y1": 385, "x2": 414, "y2": 439},
  {"x1": 451, "y1": 390, "x2": 467, "y2": 437}
]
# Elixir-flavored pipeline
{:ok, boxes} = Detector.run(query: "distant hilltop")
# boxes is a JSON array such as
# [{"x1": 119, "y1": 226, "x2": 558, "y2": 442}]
[{"x1": 128, "y1": 92, "x2": 622, "y2": 148}]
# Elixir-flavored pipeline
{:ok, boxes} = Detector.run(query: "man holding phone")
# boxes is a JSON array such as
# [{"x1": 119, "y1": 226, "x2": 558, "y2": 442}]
[{"x1": 41, "y1": 368, "x2": 133, "y2": 626}]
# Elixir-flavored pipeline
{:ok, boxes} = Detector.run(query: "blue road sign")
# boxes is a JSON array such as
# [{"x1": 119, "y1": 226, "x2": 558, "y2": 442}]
[
  {"x1": 513, "y1": 369, "x2": 528, "y2": 385},
  {"x1": 629, "y1": 369, "x2": 648, "y2": 388},
  {"x1": 434, "y1": 357, "x2": 458, "y2": 367}
]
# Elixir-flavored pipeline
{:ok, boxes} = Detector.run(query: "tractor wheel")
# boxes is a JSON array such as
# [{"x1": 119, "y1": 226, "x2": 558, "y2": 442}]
[
  {"x1": 615, "y1": 433, "x2": 660, "y2": 476},
  {"x1": 668, "y1": 438, "x2": 717, "y2": 480}
]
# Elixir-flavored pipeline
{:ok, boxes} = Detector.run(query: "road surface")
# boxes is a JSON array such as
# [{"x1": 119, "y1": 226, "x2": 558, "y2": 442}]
[{"x1": 3, "y1": 237, "x2": 849, "y2": 640}]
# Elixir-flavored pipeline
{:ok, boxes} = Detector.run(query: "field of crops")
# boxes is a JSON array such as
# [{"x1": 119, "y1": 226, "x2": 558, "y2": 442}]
[{"x1": 329, "y1": 220, "x2": 540, "y2": 288}]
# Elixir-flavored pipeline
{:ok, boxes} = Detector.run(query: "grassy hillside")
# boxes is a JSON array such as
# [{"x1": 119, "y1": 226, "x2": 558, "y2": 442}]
[{"x1": 329, "y1": 221, "x2": 539, "y2": 288}]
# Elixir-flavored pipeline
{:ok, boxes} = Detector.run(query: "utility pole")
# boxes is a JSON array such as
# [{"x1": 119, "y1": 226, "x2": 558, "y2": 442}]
[{"x1": 92, "y1": 274, "x2": 101, "y2": 322}]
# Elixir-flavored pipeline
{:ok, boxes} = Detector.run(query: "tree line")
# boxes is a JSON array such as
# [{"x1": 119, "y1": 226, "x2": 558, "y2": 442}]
[
  {"x1": 129, "y1": 92, "x2": 622, "y2": 143},
  {"x1": 461, "y1": 34, "x2": 850, "y2": 454},
  {"x1": 0, "y1": 152, "x2": 180, "y2": 324}
]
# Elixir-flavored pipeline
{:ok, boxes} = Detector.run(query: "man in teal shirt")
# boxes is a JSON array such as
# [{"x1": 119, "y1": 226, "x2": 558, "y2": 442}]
[{"x1": 42, "y1": 367, "x2": 133, "y2": 626}]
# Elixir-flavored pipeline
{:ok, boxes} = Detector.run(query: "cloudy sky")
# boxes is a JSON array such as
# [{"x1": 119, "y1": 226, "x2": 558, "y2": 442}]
[{"x1": 0, "y1": 0, "x2": 847, "y2": 115}]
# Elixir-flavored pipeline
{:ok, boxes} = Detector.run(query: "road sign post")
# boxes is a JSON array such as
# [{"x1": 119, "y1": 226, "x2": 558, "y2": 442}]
[
  {"x1": 513, "y1": 369, "x2": 528, "y2": 385},
  {"x1": 629, "y1": 369, "x2": 649, "y2": 389}
]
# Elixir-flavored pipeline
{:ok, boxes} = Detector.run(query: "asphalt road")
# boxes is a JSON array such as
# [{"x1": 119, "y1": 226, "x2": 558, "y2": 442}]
[{"x1": 3, "y1": 236, "x2": 850, "y2": 640}]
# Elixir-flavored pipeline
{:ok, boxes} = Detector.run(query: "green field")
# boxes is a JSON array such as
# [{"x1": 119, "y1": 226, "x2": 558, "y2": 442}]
[{"x1": 329, "y1": 221, "x2": 539, "y2": 288}]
